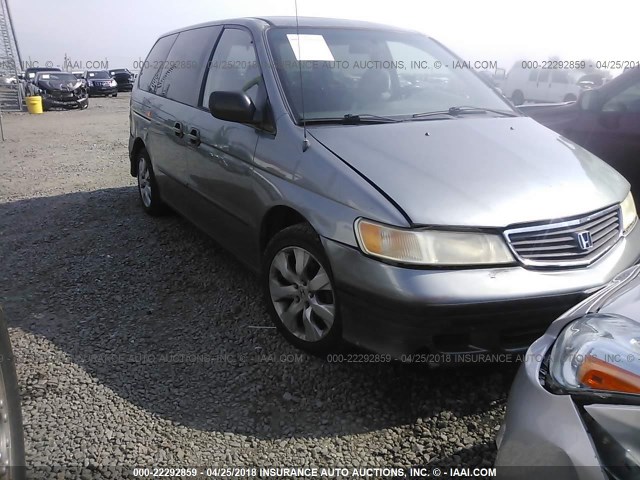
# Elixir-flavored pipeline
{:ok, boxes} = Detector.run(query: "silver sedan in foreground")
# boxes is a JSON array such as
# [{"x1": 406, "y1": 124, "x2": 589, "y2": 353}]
[{"x1": 496, "y1": 264, "x2": 640, "y2": 479}]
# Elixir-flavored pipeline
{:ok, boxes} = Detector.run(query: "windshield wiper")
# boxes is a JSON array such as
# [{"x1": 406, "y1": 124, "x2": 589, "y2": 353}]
[
  {"x1": 412, "y1": 106, "x2": 519, "y2": 119},
  {"x1": 304, "y1": 114, "x2": 403, "y2": 125}
]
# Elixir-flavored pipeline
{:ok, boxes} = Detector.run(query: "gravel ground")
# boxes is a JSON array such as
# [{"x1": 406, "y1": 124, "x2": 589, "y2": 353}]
[{"x1": 0, "y1": 95, "x2": 518, "y2": 479}]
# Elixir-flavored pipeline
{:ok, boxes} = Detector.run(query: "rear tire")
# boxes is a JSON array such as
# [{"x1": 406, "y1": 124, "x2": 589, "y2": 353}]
[
  {"x1": 262, "y1": 224, "x2": 342, "y2": 355},
  {"x1": 135, "y1": 149, "x2": 166, "y2": 216},
  {"x1": 511, "y1": 90, "x2": 525, "y2": 106},
  {"x1": 112, "y1": 93, "x2": 118, "y2": 97},
  {"x1": 0, "y1": 309, "x2": 25, "y2": 480}
]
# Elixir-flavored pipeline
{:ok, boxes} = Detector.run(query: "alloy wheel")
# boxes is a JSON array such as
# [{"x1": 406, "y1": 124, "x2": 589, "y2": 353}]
[
  {"x1": 268, "y1": 246, "x2": 335, "y2": 342},
  {"x1": 137, "y1": 156, "x2": 152, "y2": 208}
]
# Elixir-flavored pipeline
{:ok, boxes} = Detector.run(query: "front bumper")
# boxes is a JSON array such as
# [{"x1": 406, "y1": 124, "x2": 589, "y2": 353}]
[
  {"x1": 42, "y1": 94, "x2": 88, "y2": 109},
  {"x1": 88, "y1": 86, "x2": 117, "y2": 96},
  {"x1": 322, "y1": 223, "x2": 640, "y2": 356}
]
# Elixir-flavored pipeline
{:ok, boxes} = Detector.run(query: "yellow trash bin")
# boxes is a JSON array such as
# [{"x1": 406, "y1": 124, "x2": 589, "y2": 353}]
[{"x1": 26, "y1": 96, "x2": 43, "y2": 114}]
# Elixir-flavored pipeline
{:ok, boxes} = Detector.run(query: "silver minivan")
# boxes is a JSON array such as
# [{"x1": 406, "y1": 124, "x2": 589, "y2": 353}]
[{"x1": 129, "y1": 17, "x2": 640, "y2": 356}]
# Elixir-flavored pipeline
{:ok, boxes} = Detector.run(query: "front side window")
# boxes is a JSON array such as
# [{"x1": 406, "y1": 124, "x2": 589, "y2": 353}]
[
  {"x1": 551, "y1": 70, "x2": 569, "y2": 84},
  {"x1": 538, "y1": 70, "x2": 550, "y2": 83},
  {"x1": 201, "y1": 28, "x2": 264, "y2": 109},
  {"x1": 266, "y1": 27, "x2": 513, "y2": 121}
]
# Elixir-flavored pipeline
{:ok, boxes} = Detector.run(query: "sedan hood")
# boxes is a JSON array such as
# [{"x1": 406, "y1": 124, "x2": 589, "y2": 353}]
[{"x1": 309, "y1": 117, "x2": 628, "y2": 227}]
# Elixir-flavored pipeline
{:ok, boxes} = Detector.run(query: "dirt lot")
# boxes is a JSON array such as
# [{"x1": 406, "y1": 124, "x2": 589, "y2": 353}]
[{"x1": 0, "y1": 95, "x2": 517, "y2": 478}]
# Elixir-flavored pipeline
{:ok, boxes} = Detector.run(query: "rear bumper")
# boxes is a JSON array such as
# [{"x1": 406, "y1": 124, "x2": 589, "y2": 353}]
[{"x1": 322, "y1": 225, "x2": 640, "y2": 356}]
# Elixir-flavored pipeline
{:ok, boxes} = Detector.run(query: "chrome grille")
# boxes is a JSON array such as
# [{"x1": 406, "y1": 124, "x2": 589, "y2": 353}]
[{"x1": 504, "y1": 205, "x2": 622, "y2": 267}]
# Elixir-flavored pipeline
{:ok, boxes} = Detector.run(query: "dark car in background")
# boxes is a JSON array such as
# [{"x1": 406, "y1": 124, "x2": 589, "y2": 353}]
[
  {"x1": 23, "y1": 66, "x2": 61, "y2": 82},
  {"x1": 109, "y1": 68, "x2": 134, "y2": 92},
  {"x1": 85, "y1": 70, "x2": 118, "y2": 97},
  {"x1": 26, "y1": 71, "x2": 88, "y2": 110},
  {"x1": 521, "y1": 68, "x2": 640, "y2": 206}
]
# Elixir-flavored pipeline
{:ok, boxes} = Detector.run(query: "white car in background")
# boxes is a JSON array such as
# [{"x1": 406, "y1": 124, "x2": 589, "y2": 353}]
[{"x1": 503, "y1": 67, "x2": 607, "y2": 105}]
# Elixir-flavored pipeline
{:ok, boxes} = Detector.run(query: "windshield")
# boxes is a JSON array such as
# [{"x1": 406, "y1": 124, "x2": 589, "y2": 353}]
[
  {"x1": 87, "y1": 71, "x2": 111, "y2": 79},
  {"x1": 109, "y1": 69, "x2": 129, "y2": 75},
  {"x1": 37, "y1": 73, "x2": 78, "y2": 83},
  {"x1": 267, "y1": 27, "x2": 514, "y2": 121}
]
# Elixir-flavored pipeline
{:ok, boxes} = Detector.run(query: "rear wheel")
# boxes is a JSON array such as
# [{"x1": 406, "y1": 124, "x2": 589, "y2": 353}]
[
  {"x1": 136, "y1": 149, "x2": 166, "y2": 216},
  {"x1": 511, "y1": 90, "x2": 524, "y2": 106},
  {"x1": 263, "y1": 224, "x2": 342, "y2": 355},
  {"x1": 112, "y1": 93, "x2": 118, "y2": 97}
]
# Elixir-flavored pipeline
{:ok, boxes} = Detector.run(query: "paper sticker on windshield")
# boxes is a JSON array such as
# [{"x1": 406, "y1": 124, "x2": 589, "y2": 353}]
[
  {"x1": 41, "y1": 74, "x2": 50, "y2": 79},
  {"x1": 286, "y1": 34, "x2": 334, "y2": 61}
]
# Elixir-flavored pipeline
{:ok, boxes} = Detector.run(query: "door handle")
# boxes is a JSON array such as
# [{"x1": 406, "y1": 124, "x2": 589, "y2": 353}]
[
  {"x1": 187, "y1": 128, "x2": 201, "y2": 146},
  {"x1": 173, "y1": 122, "x2": 184, "y2": 137}
]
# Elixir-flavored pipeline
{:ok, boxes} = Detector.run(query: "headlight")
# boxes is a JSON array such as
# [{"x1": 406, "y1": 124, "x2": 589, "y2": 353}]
[
  {"x1": 88, "y1": 80, "x2": 94, "y2": 86},
  {"x1": 621, "y1": 191, "x2": 638, "y2": 234},
  {"x1": 110, "y1": 79, "x2": 117, "y2": 87},
  {"x1": 548, "y1": 314, "x2": 640, "y2": 395},
  {"x1": 354, "y1": 219, "x2": 515, "y2": 266}
]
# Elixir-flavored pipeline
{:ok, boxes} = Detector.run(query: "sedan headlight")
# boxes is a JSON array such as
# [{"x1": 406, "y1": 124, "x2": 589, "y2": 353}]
[
  {"x1": 621, "y1": 191, "x2": 638, "y2": 234},
  {"x1": 354, "y1": 219, "x2": 515, "y2": 266},
  {"x1": 548, "y1": 314, "x2": 640, "y2": 395}
]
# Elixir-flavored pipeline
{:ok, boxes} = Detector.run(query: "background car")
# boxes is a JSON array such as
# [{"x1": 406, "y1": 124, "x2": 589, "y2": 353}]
[
  {"x1": 496, "y1": 264, "x2": 640, "y2": 479},
  {"x1": 503, "y1": 64, "x2": 608, "y2": 105},
  {"x1": 0, "y1": 308, "x2": 25, "y2": 480},
  {"x1": 23, "y1": 66, "x2": 62, "y2": 82},
  {"x1": 108, "y1": 68, "x2": 134, "y2": 92},
  {"x1": 520, "y1": 68, "x2": 640, "y2": 207},
  {"x1": 84, "y1": 70, "x2": 118, "y2": 97},
  {"x1": 26, "y1": 71, "x2": 89, "y2": 111}
]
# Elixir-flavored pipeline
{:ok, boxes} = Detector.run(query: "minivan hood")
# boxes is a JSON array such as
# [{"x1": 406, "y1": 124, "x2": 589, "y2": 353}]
[{"x1": 309, "y1": 117, "x2": 628, "y2": 227}]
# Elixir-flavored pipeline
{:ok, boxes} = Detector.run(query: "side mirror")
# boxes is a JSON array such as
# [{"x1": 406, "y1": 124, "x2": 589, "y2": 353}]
[
  {"x1": 209, "y1": 91, "x2": 257, "y2": 124},
  {"x1": 578, "y1": 89, "x2": 602, "y2": 112}
]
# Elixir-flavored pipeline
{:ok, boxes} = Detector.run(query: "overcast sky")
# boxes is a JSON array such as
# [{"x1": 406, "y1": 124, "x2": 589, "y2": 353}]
[{"x1": 8, "y1": 0, "x2": 638, "y2": 74}]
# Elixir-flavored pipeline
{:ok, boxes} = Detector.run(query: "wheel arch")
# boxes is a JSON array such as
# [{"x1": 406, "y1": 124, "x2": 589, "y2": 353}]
[
  {"x1": 129, "y1": 138, "x2": 146, "y2": 176},
  {"x1": 260, "y1": 205, "x2": 311, "y2": 255}
]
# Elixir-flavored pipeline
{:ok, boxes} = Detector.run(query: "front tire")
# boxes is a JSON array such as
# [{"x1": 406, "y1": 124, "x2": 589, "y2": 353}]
[
  {"x1": 262, "y1": 224, "x2": 342, "y2": 355},
  {"x1": 136, "y1": 149, "x2": 166, "y2": 216},
  {"x1": 112, "y1": 93, "x2": 118, "y2": 97},
  {"x1": 0, "y1": 309, "x2": 25, "y2": 480}
]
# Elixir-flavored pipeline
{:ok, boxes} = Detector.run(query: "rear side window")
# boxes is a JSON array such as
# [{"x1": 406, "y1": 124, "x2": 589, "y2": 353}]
[
  {"x1": 157, "y1": 26, "x2": 222, "y2": 106},
  {"x1": 138, "y1": 34, "x2": 178, "y2": 93}
]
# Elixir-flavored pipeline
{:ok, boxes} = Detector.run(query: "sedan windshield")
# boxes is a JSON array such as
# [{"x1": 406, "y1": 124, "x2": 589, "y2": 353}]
[
  {"x1": 37, "y1": 73, "x2": 78, "y2": 83},
  {"x1": 267, "y1": 27, "x2": 515, "y2": 121}
]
